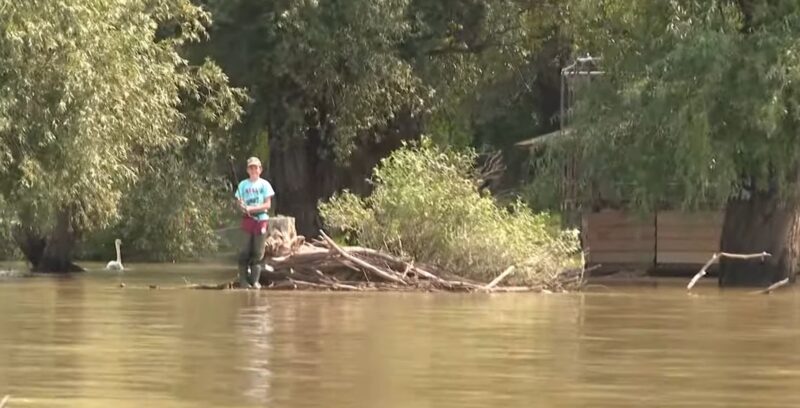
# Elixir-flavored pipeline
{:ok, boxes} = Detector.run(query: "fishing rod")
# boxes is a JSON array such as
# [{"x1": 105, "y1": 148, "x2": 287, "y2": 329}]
[{"x1": 229, "y1": 156, "x2": 255, "y2": 219}]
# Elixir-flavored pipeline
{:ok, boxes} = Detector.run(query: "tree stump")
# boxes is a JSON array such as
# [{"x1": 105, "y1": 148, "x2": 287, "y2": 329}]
[
  {"x1": 267, "y1": 216, "x2": 296, "y2": 240},
  {"x1": 263, "y1": 216, "x2": 305, "y2": 258}
]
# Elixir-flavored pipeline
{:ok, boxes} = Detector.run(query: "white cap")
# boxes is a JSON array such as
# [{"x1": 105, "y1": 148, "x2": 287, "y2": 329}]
[{"x1": 246, "y1": 157, "x2": 262, "y2": 167}]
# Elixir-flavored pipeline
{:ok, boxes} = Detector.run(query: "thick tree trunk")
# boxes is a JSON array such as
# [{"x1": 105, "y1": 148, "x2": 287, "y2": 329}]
[
  {"x1": 269, "y1": 112, "x2": 420, "y2": 237},
  {"x1": 269, "y1": 133, "x2": 338, "y2": 237},
  {"x1": 13, "y1": 209, "x2": 84, "y2": 273},
  {"x1": 718, "y1": 191, "x2": 800, "y2": 287},
  {"x1": 12, "y1": 225, "x2": 46, "y2": 269}
]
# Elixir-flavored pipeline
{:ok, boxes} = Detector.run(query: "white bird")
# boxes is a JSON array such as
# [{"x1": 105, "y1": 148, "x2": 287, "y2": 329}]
[{"x1": 105, "y1": 239, "x2": 124, "y2": 271}]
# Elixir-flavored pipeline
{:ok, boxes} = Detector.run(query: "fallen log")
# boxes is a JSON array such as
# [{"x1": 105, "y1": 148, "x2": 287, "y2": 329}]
[
  {"x1": 406, "y1": 265, "x2": 481, "y2": 291},
  {"x1": 489, "y1": 286, "x2": 541, "y2": 293},
  {"x1": 269, "y1": 279, "x2": 352, "y2": 291}
]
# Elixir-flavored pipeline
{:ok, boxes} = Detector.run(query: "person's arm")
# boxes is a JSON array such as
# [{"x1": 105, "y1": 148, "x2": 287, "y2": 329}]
[
  {"x1": 237, "y1": 198, "x2": 248, "y2": 214},
  {"x1": 246, "y1": 196, "x2": 271, "y2": 213},
  {"x1": 234, "y1": 183, "x2": 248, "y2": 213}
]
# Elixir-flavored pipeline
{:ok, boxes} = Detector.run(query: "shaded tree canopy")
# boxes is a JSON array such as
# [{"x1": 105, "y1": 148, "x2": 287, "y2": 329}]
[{"x1": 195, "y1": 0, "x2": 563, "y2": 234}]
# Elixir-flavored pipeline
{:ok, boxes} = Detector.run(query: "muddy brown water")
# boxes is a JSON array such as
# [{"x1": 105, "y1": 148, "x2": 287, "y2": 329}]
[{"x1": 1, "y1": 262, "x2": 800, "y2": 407}]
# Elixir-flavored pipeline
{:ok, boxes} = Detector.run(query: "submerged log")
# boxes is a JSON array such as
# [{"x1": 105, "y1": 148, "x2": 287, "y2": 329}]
[{"x1": 751, "y1": 278, "x2": 791, "y2": 295}]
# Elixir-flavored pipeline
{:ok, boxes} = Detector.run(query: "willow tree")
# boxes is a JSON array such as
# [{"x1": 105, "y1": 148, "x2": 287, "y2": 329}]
[
  {"x1": 0, "y1": 0, "x2": 242, "y2": 271},
  {"x1": 565, "y1": 0, "x2": 800, "y2": 286},
  {"x1": 197, "y1": 0, "x2": 542, "y2": 235}
]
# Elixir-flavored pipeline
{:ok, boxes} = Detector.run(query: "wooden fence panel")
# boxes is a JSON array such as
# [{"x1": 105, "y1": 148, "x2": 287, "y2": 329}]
[
  {"x1": 584, "y1": 210, "x2": 655, "y2": 267},
  {"x1": 656, "y1": 211, "x2": 723, "y2": 266},
  {"x1": 583, "y1": 210, "x2": 724, "y2": 270}
]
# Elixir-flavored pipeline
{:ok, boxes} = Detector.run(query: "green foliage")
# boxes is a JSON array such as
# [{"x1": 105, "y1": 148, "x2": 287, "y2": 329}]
[
  {"x1": 558, "y1": 0, "x2": 800, "y2": 210},
  {"x1": 320, "y1": 139, "x2": 581, "y2": 288},
  {"x1": 0, "y1": 197, "x2": 20, "y2": 260},
  {"x1": 82, "y1": 159, "x2": 228, "y2": 261},
  {"x1": 198, "y1": 0, "x2": 537, "y2": 159},
  {"x1": 522, "y1": 148, "x2": 566, "y2": 211},
  {"x1": 80, "y1": 58, "x2": 246, "y2": 262},
  {"x1": 0, "y1": 0, "x2": 245, "y2": 263},
  {"x1": 1, "y1": 0, "x2": 186, "y2": 229},
  {"x1": 193, "y1": 0, "x2": 576, "y2": 240}
]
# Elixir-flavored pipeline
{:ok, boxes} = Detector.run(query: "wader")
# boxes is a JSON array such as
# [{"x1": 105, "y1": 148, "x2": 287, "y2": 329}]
[{"x1": 238, "y1": 219, "x2": 268, "y2": 288}]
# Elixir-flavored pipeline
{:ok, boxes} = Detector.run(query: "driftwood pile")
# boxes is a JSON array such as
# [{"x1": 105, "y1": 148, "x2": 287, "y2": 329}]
[
  {"x1": 191, "y1": 232, "x2": 541, "y2": 292},
  {"x1": 186, "y1": 217, "x2": 564, "y2": 293}
]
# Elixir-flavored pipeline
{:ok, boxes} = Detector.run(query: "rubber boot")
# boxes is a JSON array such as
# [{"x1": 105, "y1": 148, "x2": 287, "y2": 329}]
[
  {"x1": 249, "y1": 264, "x2": 262, "y2": 289},
  {"x1": 238, "y1": 265, "x2": 252, "y2": 289}
]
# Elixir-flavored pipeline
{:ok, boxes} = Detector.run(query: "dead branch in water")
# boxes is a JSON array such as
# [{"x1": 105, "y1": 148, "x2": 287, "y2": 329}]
[
  {"x1": 1, "y1": 395, "x2": 10, "y2": 408},
  {"x1": 687, "y1": 252, "x2": 771, "y2": 291},
  {"x1": 686, "y1": 254, "x2": 720, "y2": 291},
  {"x1": 751, "y1": 278, "x2": 791, "y2": 295},
  {"x1": 484, "y1": 266, "x2": 515, "y2": 290}
]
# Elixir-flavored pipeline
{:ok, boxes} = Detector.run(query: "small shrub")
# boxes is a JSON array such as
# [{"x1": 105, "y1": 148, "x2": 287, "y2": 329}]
[{"x1": 319, "y1": 138, "x2": 581, "y2": 288}]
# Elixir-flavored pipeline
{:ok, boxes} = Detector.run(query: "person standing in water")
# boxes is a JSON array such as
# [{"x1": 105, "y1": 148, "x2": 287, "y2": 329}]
[{"x1": 235, "y1": 157, "x2": 275, "y2": 289}]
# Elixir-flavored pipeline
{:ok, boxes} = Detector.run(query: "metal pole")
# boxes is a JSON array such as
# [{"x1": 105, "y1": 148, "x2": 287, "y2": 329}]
[
  {"x1": 560, "y1": 67, "x2": 566, "y2": 137},
  {"x1": 558, "y1": 54, "x2": 604, "y2": 228}
]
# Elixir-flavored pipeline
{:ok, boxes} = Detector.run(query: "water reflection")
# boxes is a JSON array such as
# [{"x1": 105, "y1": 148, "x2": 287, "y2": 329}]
[
  {"x1": 235, "y1": 293, "x2": 273, "y2": 405},
  {"x1": 1, "y1": 270, "x2": 800, "y2": 407}
]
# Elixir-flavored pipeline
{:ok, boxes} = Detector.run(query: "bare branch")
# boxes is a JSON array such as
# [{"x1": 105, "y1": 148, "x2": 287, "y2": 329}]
[
  {"x1": 687, "y1": 252, "x2": 771, "y2": 291},
  {"x1": 484, "y1": 266, "x2": 516, "y2": 290},
  {"x1": 320, "y1": 231, "x2": 408, "y2": 285},
  {"x1": 752, "y1": 278, "x2": 790, "y2": 295}
]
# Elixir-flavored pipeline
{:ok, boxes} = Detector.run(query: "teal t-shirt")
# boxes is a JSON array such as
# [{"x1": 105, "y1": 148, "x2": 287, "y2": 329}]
[{"x1": 235, "y1": 178, "x2": 275, "y2": 221}]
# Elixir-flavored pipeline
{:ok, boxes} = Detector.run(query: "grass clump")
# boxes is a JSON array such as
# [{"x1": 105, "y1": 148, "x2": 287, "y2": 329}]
[{"x1": 319, "y1": 139, "x2": 582, "y2": 289}]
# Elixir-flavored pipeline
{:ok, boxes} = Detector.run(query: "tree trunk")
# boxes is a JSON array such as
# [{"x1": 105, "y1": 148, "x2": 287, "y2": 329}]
[
  {"x1": 269, "y1": 132, "x2": 338, "y2": 237},
  {"x1": 13, "y1": 209, "x2": 84, "y2": 273},
  {"x1": 263, "y1": 216, "x2": 302, "y2": 258},
  {"x1": 718, "y1": 191, "x2": 800, "y2": 287},
  {"x1": 269, "y1": 112, "x2": 420, "y2": 237},
  {"x1": 13, "y1": 225, "x2": 46, "y2": 270},
  {"x1": 267, "y1": 216, "x2": 297, "y2": 240}
]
